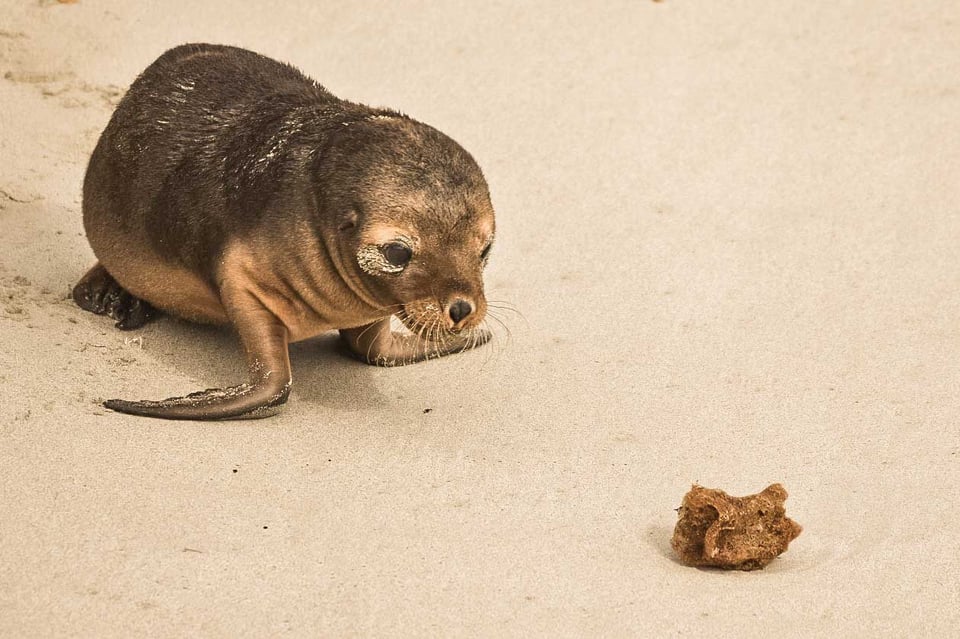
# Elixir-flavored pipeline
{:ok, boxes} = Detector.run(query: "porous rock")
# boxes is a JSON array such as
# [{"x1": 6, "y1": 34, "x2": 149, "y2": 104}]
[{"x1": 671, "y1": 483, "x2": 802, "y2": 570}]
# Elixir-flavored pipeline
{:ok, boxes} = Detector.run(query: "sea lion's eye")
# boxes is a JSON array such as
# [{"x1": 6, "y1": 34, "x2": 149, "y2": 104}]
[
  {"x1": 382, "y1": 242, "x2": 412, "y2": 268},
  {"x1": 480, "y1": 242, "x2": 493, "y2": 263}
]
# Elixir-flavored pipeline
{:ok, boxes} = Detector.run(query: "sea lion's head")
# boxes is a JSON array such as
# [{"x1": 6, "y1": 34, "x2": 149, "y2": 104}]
[{"x1": 318, "y1": 115, "x2": 495, "y2": 340}]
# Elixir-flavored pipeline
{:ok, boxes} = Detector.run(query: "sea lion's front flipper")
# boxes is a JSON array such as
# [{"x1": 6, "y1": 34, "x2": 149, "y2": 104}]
[
  {"x1": 104, "y1": 289, "x2": 291, "y2": 420},
  {"x1": 340, "y1": 317, "x2": 491, "y2": 367}
]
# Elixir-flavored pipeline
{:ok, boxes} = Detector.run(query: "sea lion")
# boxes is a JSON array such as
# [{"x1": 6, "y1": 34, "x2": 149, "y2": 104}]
[{"x1": 73, "y1": 43, "x2": 495, "y2": 420}]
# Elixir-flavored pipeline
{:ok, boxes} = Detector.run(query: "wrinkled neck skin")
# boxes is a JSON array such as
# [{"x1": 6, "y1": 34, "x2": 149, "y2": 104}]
[{"x1": 316, "y1": 221, "x2": 395, "y2": 319}]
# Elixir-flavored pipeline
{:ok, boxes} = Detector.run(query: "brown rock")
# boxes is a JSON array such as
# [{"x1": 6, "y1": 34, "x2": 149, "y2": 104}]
[{"x1": 671, "y1": 483, "x2": 802, "y2": 570}]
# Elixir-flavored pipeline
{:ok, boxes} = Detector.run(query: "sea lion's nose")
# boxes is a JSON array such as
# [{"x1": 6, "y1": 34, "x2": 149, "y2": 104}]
[{"x1": 448, "y1": 299, "x2": 473, "y2": 324}]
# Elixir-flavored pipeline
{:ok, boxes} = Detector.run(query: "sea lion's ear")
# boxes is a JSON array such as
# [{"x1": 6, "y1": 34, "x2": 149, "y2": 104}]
[{"x1": 338, "y1": 210, "x2": 358, "y2": 232}]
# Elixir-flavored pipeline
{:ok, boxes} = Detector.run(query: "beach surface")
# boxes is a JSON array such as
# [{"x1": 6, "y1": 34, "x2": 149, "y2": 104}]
[{"x1": 1, "y1": 1, "x2": 958, "y2": 635}]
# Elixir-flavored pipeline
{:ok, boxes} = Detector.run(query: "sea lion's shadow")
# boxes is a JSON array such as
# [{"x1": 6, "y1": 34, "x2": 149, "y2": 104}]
[
  {"x1": 289, "y1": 333, "x2": 390, "y2": 411},
  {"x1": 150, "y1": 320, "x2": 386, "y2": 412}
]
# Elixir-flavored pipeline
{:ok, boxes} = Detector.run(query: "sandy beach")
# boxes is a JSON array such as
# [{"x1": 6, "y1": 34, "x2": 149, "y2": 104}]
[{"x1": 1, "y1": 1, "x2": 958, "y2": 635}]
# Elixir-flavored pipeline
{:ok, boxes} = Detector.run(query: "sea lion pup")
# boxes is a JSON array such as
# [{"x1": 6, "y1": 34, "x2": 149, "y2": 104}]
[{"x1": 73, "y1": 43, "x2": 495, "y2": 420}]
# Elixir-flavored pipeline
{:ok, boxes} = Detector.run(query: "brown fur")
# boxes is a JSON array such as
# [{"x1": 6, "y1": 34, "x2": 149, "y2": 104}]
[{"x1": 75, "y1": 44, "x2": 495, "y2": 420}]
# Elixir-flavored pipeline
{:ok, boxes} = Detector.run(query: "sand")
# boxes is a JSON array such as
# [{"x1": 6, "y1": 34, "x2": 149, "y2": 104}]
[{"x1": 1, "y1": 0, "x2": 959, "y2": 636}]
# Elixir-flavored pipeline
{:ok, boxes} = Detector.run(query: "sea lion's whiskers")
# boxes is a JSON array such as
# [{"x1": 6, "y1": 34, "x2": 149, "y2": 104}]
[
  {"x1": 412, "y1": 314, "x2": 432, "y2": 366},
  {"x1": 355, "y1": 319, "x2": 383, "y2": 343},
  {"x1": 485, "y1": 308, "x2": 512, "y2": 342},
  {"x1": 477, "y1": 320, "x2": 496, "y2": 370},
  {"x1": 364, "y1": 328, "x2": 378, "y2": 365},
  {"x1": 487, "y1": 302, "x2": 525, "y2": 332},
  {"x1": 429, "y1": 317, "x2": 445, "y2": 361}
]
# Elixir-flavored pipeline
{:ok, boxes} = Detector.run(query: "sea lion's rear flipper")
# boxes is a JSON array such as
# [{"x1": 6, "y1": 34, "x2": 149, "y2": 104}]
[
  {"x1": 103, "y1": 289, "x2": 292, "y2": 420},
  {"x1": 340, "y1": 317, "x2": 491, "y2": 367},
  {"x1": 73, "y1": 263, "x2": 158, "y2": 330}
]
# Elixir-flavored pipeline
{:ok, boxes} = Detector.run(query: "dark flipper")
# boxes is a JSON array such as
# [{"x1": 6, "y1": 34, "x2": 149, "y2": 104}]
[
  {"x1": 73, "y1": 263, "x2": 157, "y2": 330},
  {"x1": 102, "y1": 286, "x2": 291, "y2": 420},
  {"x1": 103, "y1": 382, "x2": 289, "y2": 420},
  {"x1": 340, "y1": 317, "x2": 491, "y2": 367}
]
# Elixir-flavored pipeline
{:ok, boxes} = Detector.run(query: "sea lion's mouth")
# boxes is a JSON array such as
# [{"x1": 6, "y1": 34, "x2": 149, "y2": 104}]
[
  {"x1": 396, "y1": 303, "x2": 451, "y2": 342},
  {"x1": 396, "y1": 293, "x2": 487, "y2": 341}
]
